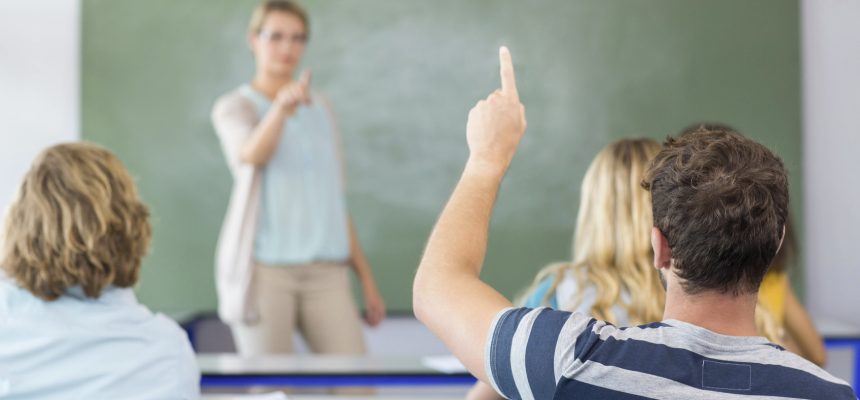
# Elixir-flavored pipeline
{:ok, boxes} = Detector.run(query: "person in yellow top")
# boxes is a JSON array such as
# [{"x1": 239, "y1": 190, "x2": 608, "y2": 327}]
[{"x1": 758, "y1": 218, "x2": 827, "y2": 367}]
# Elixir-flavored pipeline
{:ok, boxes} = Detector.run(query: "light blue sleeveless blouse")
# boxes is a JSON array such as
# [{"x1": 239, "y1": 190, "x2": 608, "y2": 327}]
[{"x1": 239, "y1": 85, "x2": 350, "y2": 265}]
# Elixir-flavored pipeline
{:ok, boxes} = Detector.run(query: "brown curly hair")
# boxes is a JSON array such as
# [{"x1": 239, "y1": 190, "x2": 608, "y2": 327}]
[
  {"x1": 1, "y1": 143, "x2": 151, "y2": 301},
  {"x1": 642, "y1": 124, "x2": 789, "y2": 296}
]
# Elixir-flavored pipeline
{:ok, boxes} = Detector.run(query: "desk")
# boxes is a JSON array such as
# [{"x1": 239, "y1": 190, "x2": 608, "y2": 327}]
[
  {"x1": 199, "y1": 354, "x2": 476, "y2": 388},
  {"x1": 202, "y1": 395, "x2": 464, "y2": 400}
]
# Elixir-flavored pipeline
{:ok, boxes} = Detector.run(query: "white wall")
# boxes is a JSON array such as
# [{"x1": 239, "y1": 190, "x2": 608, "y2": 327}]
[
  {"x1": 0, "y1": 0, "x2": 80, "y2": 210},
  {"x1": 802, "y1": 0, "x2": 860, "y2": 327}
]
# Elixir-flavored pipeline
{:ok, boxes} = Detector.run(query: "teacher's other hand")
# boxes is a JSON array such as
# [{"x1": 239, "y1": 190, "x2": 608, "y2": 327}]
[{"x1": 363, "y1": 285, "x2": 386, "y2": 327}]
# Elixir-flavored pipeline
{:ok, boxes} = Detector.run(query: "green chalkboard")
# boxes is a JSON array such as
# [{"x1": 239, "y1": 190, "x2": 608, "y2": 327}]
[{"x1": 82, "y1": 0, "x2": 802, "y2": 315}]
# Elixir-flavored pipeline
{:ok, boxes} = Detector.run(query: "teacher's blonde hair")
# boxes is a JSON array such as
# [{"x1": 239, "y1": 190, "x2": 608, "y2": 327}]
[
  {"x1": 1, "y1": 143, "x2": 151, "y2": 301},
  {"x1": 248, "y1": 0, "x2": 309, "y2": 36}
]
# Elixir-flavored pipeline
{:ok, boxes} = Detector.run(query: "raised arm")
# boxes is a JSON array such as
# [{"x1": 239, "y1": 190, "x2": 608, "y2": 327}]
[
  {"x1": 239, "y1": 70, "x2": 312, "y2": 166},
  {"x1": 413, "y1": 47, "x2": 527, "y2": 383}
]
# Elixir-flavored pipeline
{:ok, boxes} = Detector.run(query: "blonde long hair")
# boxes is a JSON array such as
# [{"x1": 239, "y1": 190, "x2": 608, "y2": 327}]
[
  {"x1": 521, "y1": 138, "x2": 664, "y2": 325},
  {"x1": 519, "y1": 138, "x2": 783, "y2": 341},
  {"x1": 1, "y1": 143, "x2": 151, "y2": 301}
]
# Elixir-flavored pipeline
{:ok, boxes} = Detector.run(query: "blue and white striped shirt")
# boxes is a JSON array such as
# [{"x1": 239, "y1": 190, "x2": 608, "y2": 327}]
[{"x1": 486, "y1": 307, "x2": 855, "y2": 399}]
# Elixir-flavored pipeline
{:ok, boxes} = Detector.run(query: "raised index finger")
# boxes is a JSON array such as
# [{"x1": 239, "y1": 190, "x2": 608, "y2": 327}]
[{"x1": 499, "y1": 46, "x2": 518, "y2": 99}]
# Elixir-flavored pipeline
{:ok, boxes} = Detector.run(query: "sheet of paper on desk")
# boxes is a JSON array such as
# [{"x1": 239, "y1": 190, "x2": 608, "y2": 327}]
[{"x1": 421, "y1": 355, "x2": 468, "y2": 374}]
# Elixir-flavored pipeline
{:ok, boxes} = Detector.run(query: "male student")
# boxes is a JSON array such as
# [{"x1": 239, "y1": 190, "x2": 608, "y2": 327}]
[{"x1": 413, "y1": 47, "x2": 856, "y2": 399}]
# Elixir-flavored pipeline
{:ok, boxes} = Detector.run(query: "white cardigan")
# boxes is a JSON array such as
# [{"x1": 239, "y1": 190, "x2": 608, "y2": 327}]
[{"x1": 211, "y1": 89, "x2": 263, "y2": 325}]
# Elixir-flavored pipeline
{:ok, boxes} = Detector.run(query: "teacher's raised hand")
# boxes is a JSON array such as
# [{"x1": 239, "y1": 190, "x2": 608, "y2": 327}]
[
  {"x1": 465, "y1": 46, "x2": 527, "y2": 177},
  {"x1": 274, "y1": 69, "x2": 313, "y2": 116}
]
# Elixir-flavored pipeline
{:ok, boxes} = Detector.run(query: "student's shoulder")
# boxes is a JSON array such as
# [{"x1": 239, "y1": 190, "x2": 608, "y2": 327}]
[
  {"x1": 148, "y1": 312, "x2": 200, "y2": 393},
  {"x1": 493, "y1": 306, "x2": 598, "y2": 347},
  {"x1": 765, "y1": 347, "x2": 856, "y2": 397},
  {"x1": 488, "y1": 307, "x2": 608, "y2": 397},
  {"x1": 148, "y1": 312, "x2": 195, "y2": 351},
  {"x1": 0, "y1": 277, "x2": 16, "y2": 314},
  {"x1": 0, "y1": 276, "x2": 39, "y2": 314}
]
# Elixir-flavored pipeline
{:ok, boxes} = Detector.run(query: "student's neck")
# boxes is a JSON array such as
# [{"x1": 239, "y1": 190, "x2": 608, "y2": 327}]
[
  {"x1": 251, "y1": 72, "x2": 293, "y2": 100},
  {"x1": 662, "y1": 280, "x2": 758, "y2": 337}
]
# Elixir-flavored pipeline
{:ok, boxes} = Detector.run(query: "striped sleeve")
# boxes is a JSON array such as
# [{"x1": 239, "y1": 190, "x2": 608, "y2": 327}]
[{"x1": 485, "y1": 307, "x2": 592, "y2": 399}]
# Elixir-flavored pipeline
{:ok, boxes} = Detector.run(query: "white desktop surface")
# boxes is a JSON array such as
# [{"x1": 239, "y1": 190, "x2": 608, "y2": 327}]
[
  {"x1": 198, "y1": 354, "x2": 465, "y2": 375},
  {"x1": 201, "y1": 395, "x2": 464, "y2": 400}
]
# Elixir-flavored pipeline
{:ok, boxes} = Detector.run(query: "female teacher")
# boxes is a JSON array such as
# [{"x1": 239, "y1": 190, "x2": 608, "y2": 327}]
[{"x1": 211, "y1": 0, "x2": 385, "y2": 356}]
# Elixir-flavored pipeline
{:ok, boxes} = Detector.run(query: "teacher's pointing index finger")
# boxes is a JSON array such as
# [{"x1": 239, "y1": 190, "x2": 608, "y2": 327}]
[{"x1": 499, "y1": 46, "x2": 518, "y2": 99}]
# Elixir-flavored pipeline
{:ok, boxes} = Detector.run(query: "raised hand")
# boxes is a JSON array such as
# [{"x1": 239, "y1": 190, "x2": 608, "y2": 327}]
[
  {"x1": 274, "y1": 69, "x2": 312, "y2": 115},
  {"x1": 465, "y1": 46, "x2": 527, "y2": 176}
]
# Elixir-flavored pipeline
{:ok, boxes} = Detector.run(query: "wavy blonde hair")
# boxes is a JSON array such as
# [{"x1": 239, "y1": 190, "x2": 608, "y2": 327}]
[
  {"x1": 518, "y1": 137, "x2": 783, "y2": 341},
  {"x1": 1, "y1": 143, "x2": 151, "y2": 301},
  {"x1": 520, "y1": 138, "x2": 664, "y2": 325}
]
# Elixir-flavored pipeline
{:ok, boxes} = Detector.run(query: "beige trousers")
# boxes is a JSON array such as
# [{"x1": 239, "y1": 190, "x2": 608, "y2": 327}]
[{"x1": 231, "y1": 262, "x2": 367, "y2": 355}]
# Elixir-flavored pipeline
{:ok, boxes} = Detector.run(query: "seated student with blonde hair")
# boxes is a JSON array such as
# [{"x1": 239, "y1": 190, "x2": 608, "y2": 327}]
[
  {"x1": 0, "y1": 143, "x2": 199, "y2": 399},
  {"x1": 467, "y1": 137, "x2": 665, "y2": 399},
  {"x1": 413, "y1": 47, "x2": 854, "y2": 398},
  {"x1": 520, "y1": 138, "x2": 664, "y2": 321}
]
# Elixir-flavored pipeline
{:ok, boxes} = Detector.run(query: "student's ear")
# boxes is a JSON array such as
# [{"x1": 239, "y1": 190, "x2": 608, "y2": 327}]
[
  {"x1": 775, "y1": 225, "x2": 786, "y2": 256},
  {"x1": 651, "y1": 227, "x2": 672, "y2": 270}
]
